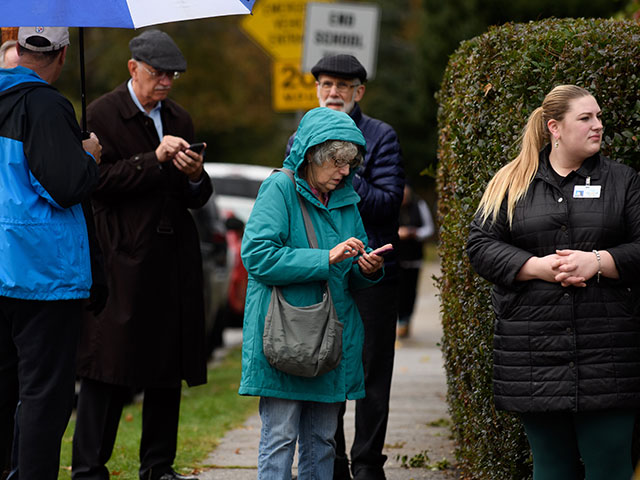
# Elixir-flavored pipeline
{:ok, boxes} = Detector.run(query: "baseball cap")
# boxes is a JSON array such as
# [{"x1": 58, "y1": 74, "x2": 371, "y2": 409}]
[
  {"x1": 129, "y1": 29, "x2": 187, "y2": 72},
  {"x1": 18, "y1": 27, "x2": 70, "y2": 52}
]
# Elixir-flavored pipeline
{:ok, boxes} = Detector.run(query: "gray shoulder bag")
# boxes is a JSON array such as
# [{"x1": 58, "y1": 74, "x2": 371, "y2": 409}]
[{"x1": 262, "y1": 168, "x2": 343, "y2": 377}]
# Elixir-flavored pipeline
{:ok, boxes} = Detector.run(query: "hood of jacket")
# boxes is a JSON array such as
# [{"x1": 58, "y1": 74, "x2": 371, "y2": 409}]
[
  {"x1": 284, "y1": 107, "x2": 366, "y2": 184},
  {"x1": 0, "y1": 67, "x2": 50, "y2": 126}
]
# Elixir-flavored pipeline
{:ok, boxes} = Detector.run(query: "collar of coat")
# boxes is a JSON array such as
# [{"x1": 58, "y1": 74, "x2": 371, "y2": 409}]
[
  {"x1": 535, "y1": 144, "x2": 602, "y2": 183},
  {"x1": 349, "y1": 102, "x2": 363, "y2": 125},
  {"x1": 112, "y1": 81, "x2": 184, "y2": 122}
]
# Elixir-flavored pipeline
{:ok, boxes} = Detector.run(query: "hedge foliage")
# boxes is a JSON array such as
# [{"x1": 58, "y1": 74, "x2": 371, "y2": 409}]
[{"x1": 436, "y1": 18, "x2": 640, "y2": 479}]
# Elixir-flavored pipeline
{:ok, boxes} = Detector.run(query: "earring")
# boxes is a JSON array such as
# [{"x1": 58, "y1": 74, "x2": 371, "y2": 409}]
[{"x1": 554, "y1": 138, "x2": 559, "y2": 149}]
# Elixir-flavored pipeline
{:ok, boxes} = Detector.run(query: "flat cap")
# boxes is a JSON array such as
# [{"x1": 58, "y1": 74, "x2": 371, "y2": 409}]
[
  {"x1": 311, "y1": 54, "x2": 367, "y2": 83},
  {"x1": 129, "y1": 29, "x2": 186, "y2": 72}
]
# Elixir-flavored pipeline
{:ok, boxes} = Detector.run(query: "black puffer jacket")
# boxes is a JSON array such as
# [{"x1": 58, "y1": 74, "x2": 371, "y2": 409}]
[{"x1": 467, "y1": 147, "x2": 640, "y2": 413}]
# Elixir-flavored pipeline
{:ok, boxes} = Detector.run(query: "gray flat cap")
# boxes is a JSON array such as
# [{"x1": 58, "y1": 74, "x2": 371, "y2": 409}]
[
  {"x1": 311, "y1": 54, "x2": 367, "y2": 83},
  {"x1": 129, "y1": 29, "x2": 186, "y2": 72}
]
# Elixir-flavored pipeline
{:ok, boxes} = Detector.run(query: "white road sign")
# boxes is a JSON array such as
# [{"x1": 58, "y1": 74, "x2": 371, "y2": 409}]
[{"x1": 302, "y1": 2, "x2": 380, "y2": 79}]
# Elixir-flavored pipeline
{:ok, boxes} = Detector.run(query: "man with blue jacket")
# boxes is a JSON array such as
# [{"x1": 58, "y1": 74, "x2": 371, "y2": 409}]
[
  {"x1": 286, "y1": 54, "x2": 405, "y2": 480},
  {"x1": 0, "y1": 27, "x2": 101, "y2": 480}
]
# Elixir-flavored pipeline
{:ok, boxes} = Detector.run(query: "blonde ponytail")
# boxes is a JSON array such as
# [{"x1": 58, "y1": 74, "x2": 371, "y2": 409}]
[{"x1": 476, "y1": 85, "x2": 592, "y2": 226}]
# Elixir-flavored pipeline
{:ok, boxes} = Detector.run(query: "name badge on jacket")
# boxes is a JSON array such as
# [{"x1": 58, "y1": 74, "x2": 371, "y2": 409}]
[{"x1": 573, "y1": 185, "x2": 601, "y2": 198}]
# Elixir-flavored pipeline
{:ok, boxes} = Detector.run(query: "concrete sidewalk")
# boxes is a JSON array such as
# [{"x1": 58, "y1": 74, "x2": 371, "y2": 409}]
[{"x1": 198, "y1": 261, "x2": 458, "y2": 479}]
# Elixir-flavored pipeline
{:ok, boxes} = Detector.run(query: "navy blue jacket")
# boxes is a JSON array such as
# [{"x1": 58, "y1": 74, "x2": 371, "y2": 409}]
[{"x1": 286, "y1": 104, "x2": 405, "y2": 280}]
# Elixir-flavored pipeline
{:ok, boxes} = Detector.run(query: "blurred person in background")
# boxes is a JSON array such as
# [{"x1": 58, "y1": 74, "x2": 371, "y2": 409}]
[
  {"x1": 396, "y1": 184, "x2": 434, "y2": 338},
  {"x1": 0, "y1": 40, "x2": 18, "y2": 68},
  {"x1": 0, "y1": 26, "x2": 101, "y2": 480},
  {"x1": 72, "y1": 29, "x2": 211, "y2": 480}
]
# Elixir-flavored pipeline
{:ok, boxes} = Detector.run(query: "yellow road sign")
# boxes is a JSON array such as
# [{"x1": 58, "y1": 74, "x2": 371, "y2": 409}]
[
  {"x1": 241, "y1": 0, "x2": 333, "y2": 60},
  {"x1": 271, "y1": 59, "x2": 319, "y2": 112}
]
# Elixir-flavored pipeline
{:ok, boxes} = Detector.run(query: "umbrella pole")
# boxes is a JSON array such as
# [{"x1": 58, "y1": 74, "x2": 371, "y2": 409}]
[{"x1": 79, "y1": 27, "x2": 88, "y2": 139}]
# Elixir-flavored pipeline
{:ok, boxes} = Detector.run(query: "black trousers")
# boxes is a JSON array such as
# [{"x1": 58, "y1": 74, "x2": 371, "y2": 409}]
[
  {"x1": 0, "y1": 373, "x2": 16, "y2": 480},
  {"x1": 335, "y1": 282, "x2": 398, "y2": 479},
  {"x1": 72, "y1": 378, "x2": 182, "y2": 480},
  {"x1": 397, "y1": 267, "x2": 420, "y2": 326},
  {"x1": 0, "y1": 297, "x2": 82, "y2": 480}
]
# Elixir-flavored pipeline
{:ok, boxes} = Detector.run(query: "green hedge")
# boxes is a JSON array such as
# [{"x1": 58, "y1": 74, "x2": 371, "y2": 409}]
[{"x1": 436, "y1": 18, "x2": 640, "y2": 479}]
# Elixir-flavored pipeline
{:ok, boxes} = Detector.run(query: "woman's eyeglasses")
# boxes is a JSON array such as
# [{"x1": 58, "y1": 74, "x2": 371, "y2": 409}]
[{"x1": 333, "y1": 157, "x2": 360, "y2": 168}]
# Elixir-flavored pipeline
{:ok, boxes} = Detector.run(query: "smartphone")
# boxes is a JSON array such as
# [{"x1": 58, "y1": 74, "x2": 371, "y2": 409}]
[
  {"x1": 371, "y1": 243, "x2": 394, "y2": 256},
  {"x1": 353, "y1": 243, "x2": 394, "y2": 263},
  {"x1": 187, "y1": 142, "x2": 205, "y2": 154}
]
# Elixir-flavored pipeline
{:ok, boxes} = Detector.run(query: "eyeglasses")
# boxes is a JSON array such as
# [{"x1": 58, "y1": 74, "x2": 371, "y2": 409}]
[
  {"x1": 140, "y1": 64, "x2": 180, "y2": 80},
  {"x1": 319, "y1": 81, "x2": 360, "y2": 93},
  {"x1": 333, "y1": 157, "x2": 360, "y2": 169}
]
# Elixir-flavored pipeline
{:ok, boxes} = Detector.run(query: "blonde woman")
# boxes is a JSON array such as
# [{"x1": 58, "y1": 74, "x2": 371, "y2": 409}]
[{"x1": 467, "y1": 85, "x2": 640, "y2": 480}]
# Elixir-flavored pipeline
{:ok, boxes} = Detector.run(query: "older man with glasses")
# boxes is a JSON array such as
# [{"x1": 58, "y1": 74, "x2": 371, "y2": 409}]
[
  {"x1": 285, "y1": 54, "x2": 405, "y2": 480},
  {"x1": 71, "y1": 29, "x2": 212, "y2": 480}
]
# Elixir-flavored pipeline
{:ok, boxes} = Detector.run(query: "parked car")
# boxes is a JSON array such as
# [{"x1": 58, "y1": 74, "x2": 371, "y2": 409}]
[
  {"x1": 204, "y1": 162, "x2": 273, "y2": 328},
  {"x1": 205, "y1": 162, "x2": 274, "y2": 223},
  {"x1": 190, "y1": 193, "x2": 231, "y2": 357}
]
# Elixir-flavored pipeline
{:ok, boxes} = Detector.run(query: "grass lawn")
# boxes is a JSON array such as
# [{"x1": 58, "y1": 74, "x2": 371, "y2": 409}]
[{"x1": 58, "y1": 346, "x2": 258, "y2": 479}]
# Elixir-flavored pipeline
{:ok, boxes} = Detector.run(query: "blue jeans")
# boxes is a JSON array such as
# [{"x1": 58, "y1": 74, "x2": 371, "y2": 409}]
[{"x1": 258, "y1": 397, "x2": 341, "y2": 480}]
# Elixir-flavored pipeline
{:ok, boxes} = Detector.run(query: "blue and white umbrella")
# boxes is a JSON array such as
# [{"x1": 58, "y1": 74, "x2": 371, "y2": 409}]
[
  {"x1": 0, "y1": 0, "x2": 256, "y2": 28},
  {"x1": 0, "y1": 0, "x2": 256, "y2": 131}
]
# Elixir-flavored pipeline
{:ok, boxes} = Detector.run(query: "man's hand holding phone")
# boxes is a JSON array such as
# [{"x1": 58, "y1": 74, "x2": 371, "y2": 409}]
[
  {"x1": 187, "y1": 142, "x2": 205, "y2": 154},
  {"x1": 173, "y1": 141, "x2": 206, "y2": 181}
]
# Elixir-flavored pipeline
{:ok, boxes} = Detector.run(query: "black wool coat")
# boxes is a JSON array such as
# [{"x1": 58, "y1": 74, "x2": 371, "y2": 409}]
[
  {"x1": 467, "y1": 147, "x2": 640, "y2": 413},
  {"x1": 76, "y1": 82, "x2": 212, "y2": 388}
]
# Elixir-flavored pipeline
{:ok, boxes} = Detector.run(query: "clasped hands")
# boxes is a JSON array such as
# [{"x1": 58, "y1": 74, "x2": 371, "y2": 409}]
[
  {"x1": 539, "y1": 249, "x2": 600, "y2": 287},
  {"x1": 329, "y1": 237, "x2": 384, "y2": 275},
  {"x1": 155, "y1": 135, "x2": 206, "y2": 182}
]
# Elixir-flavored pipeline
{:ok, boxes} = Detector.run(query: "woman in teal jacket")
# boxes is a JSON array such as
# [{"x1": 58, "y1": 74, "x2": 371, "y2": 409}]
[{"x1": 240, "y1": 107, "x2": 384, "y2": 479}]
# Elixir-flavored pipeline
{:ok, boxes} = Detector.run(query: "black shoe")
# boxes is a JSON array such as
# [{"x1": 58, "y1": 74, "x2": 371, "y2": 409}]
[
  {"x1": 352, "y1": 465, "x2": 386, "y2": 480},
  {"x1": 334, "y1": 456, "x2": 352, "y2": 480},
  {"x1": 156, "y1": 470, "x2": 199, "y2": 480}
]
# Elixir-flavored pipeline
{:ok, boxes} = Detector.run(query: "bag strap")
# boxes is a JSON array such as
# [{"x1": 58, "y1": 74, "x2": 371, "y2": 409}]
[
  {"x1": 273, "y1": 168, "x2": 318, "y2": 249},
  {"x1": 272, "y1": 168, "x2": 332, "y2": 297}
]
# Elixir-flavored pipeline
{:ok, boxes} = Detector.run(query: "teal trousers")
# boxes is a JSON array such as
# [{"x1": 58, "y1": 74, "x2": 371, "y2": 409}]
[{"x1": 520, "y1": 410, "x2": 636, "y2": 480}]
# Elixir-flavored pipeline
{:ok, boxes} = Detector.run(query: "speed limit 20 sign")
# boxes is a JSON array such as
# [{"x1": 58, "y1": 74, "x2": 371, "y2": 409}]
[{"x1": 272, "y1": 59, "x2": 319, "y2": 112}]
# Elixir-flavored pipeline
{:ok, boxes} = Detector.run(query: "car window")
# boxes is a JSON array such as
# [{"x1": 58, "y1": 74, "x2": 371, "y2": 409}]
[{"x1": 211, "y1": 177, "x2": 263, "y2": 198}]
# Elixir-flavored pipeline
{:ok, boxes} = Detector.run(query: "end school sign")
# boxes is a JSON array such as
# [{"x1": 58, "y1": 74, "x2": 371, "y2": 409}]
[{"x1": 302, "y1": 2, "x2": 380, "y2": 80}]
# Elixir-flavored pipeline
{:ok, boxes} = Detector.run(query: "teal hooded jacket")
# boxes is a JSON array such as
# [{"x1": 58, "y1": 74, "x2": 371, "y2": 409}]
[{"x1": 239, "y1": 107, "x2": 382, "y2": 402}]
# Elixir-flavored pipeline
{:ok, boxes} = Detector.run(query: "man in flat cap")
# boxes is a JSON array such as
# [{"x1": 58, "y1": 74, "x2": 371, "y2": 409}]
[
  {"x1": 72, "y1": 29, "x2": 211, "y2": 480},
  {"x1": 0, "y1": 26, "x2": 101, "y2": 479},
  {"x1": 286, "y1": 54, "x2": 405, "y2": 480}
]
